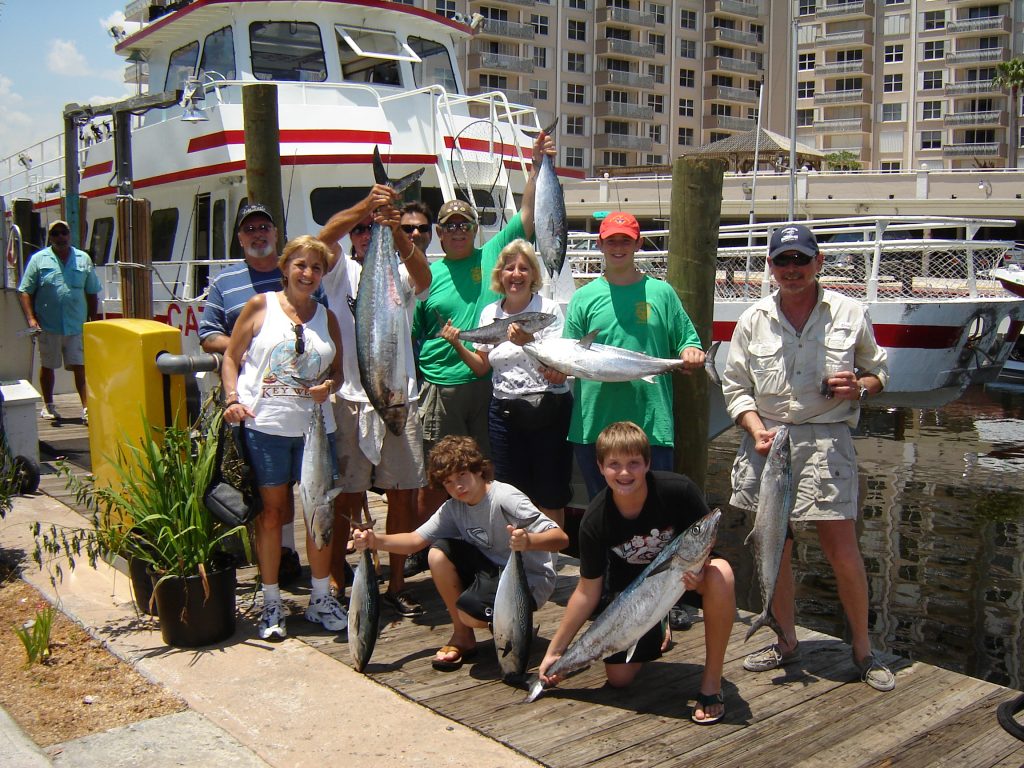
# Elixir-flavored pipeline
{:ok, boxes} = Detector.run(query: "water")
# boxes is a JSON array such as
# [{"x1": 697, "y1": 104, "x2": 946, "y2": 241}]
[{"x1": 706, "y1": 383, "x2": 1024, "y2": 690}]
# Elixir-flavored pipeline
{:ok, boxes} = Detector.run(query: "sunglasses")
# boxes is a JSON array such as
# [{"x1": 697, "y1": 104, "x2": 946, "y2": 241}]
[
  {"x1": 442, "y1": 221, "x2": 475, "y2": 233},
  {"x1": 293, "y1": 323, "x2": 305, "y2": 356},
  {"x1": 351, "y1": 224, "x2": 372, "y2": 236},
  {"x1": 401, "y1": 223, "x2": 432, "y2": 234},
  {"x1": 241, "y1": 223, "x2": 273, "y2": 234},
  {"x1": 771, "y1": 253, "x2": 814, "y2": 267},
  {"x1": 50, "y1": 230, "x2": 70, "y2": 237}
]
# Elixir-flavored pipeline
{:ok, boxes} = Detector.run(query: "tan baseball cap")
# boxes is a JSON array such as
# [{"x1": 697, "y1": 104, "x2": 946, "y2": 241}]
[{"x1": 437, "y1": 199, "x2": 479, "y2": 225}]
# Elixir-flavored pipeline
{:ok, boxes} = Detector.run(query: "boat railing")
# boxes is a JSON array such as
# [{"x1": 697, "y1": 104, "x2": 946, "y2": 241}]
[
  {"x1": 0, "y1": 133, "x2": 65, "y2": 201},
  {"x1": 96, "y1": 257, "x2": 244, "y2": 305}
]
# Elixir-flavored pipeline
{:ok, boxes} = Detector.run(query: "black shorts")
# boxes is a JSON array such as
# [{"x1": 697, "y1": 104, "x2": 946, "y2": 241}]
[{"x1": 430, "y1": 538, "x2": 501, "y2": 623}]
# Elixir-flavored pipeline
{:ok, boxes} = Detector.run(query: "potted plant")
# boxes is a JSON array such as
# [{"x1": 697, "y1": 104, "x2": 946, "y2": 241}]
[{"x1": 34, "y1": 406, "x2": 251, "y2": 648}]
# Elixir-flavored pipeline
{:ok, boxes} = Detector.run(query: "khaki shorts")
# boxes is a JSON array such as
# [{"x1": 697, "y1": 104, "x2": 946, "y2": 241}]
[
  {"x1": 332, "y1": 397, "x2": 425, "y2": 492},
  {"x1": 38, "y1": 332, "x2": 84, "y2": 370},
  {"x1": 730, "y1": 421, "x2": 858, "y2": 521},
  {"x1": 419, "y1": 377, "x2": 492, "y2": 458}
]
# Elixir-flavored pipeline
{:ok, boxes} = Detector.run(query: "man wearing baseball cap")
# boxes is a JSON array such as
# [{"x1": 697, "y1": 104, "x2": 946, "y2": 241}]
[
  {"x1": 199, "y1": 202, "x2": 326, "y2": 586},
  {"x1": 18, "y1": 220, "x2": 102, "y2": 423},
  {"x1": 721, "y1": 222, "x2": 896, "y2": 692}
]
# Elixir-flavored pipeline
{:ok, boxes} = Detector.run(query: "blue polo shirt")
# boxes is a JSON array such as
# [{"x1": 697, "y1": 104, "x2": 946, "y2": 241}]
[{"x1": 18, "y1": 246, "x2": 102, "y2": 335}]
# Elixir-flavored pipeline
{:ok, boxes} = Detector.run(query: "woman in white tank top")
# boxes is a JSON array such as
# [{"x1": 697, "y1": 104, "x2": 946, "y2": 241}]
[{"x1": 221, "y1": 235, "x2": 346, "y2": 641}]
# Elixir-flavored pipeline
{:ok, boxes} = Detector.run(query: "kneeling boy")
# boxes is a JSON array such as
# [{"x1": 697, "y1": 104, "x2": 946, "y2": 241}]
[
  {"x1": 537, "y1": 421, "x2": 736, "y2": 725},
  {"x1": 353, "y1": 435, "x2": 568, "y2": 671}
]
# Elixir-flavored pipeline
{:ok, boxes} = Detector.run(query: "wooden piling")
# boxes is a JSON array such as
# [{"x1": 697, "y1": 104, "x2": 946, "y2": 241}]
[
  {"x1": 242, "y1": 84, "x2": 285, "y2": 249},
  {"x1": 115, "y1": 197, "x2": 152, "y2": 319},
  {"x1": 667, "y1": 157, "x2": 726, "y2": 492}
]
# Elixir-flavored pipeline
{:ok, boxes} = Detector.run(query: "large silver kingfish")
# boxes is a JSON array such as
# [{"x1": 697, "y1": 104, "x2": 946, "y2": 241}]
[
  {"x1": 300, "y1": 402, "x2": 342, "y2": 550},
  {"x1": 523, "y1": 330, "x2": 691, "y2": 383}
]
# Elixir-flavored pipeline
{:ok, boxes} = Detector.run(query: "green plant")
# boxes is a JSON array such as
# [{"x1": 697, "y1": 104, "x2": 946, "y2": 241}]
[
  {"x1": 825, "y1": 150, "x2": 862, "y2": 172},
  {"x1": 33, "y1": 405, "x2": 251, "y2": 594},
  {"x1": 14, "y1": 603, "x2": 55, "y2": 666}
]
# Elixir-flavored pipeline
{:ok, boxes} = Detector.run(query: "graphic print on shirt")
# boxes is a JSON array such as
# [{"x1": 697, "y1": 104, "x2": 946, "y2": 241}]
[
  {"x1": 261, "y1": 341, "x2": 324, "y2": 399},
  {"x1": 612, "y1": 526, "x2": 677, "y2": 565},
  {"x1": 465, "y1": 526, "x2": 489, "y2": 549}
]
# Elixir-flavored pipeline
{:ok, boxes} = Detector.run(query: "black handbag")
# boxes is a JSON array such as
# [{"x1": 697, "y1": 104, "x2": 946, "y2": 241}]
[{"x1": 203, "y1": 421, "x2": 261, "y2": 527}]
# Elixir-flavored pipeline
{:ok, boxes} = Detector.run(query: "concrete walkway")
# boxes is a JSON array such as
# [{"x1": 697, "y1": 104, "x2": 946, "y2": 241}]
[{"x1": 0, "y1": 493, "x2": 541, "y2": 768}]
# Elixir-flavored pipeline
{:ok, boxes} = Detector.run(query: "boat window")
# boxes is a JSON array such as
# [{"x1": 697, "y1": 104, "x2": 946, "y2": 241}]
[
  {"x1": 310, "y1": 187, "x2": 375, "y2": 226},
  {"x1": 250, "y1": 22, "x2": 326, "y2": 82},
  {"x1": 151, "y1": 208, "x2": 179, "y2": 262},
  {"x1": 212, "y1": 200, "x2": 227, "y2": 260},
  {"x1": 408, "y1": 36, "x2": 457, "y2": 91},
  {"x1": 336, "y1": 26, "x2": 418, "y2": 85},
  {"x1": 164, "y1": 41, "x2": 199, "y2": 91},
  {"x1": 200, "y1": 26, "x2": 236, "y2": 81},
  {"x1": 88, "y1": 217, "x2": 115, "y2": 266}
]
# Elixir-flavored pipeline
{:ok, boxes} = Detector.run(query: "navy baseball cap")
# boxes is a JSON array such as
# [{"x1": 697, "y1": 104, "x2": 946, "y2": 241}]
[
  {"x1": 769, "y1": 224, "x2": 819, "y2": 261},
  {"x1": 236, "y1": 203, "x2": 276, "y2": 231}
]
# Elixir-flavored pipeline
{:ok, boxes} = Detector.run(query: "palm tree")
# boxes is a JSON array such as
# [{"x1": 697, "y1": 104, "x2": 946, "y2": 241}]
[{"x1": 994, "y1": 58, "x2": 1024, "y2": 169}]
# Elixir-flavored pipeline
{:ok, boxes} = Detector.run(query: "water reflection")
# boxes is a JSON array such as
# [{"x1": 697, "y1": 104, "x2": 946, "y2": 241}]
[{"x1": 707, "y1": 383, "x2": 1024, "y2": 689}]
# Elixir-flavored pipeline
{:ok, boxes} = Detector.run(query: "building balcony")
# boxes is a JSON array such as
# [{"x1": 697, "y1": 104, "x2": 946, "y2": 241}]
[
  {"x1": 814, "y1": 28, "x2": 873, "y2": 47},
  {"x1": 708, "y1": 26, "x2": 761, "y2": 48},
  {"x1": 703, "y1": 84, "x2": 758, "y2": 104},
  {"x1": 467, "y1": 52, "x2": 535, "y2": 74},
  {"x1": 815, "y1": 0, "x2": 873, "y2": 20},
  {"x1": 942, "y1": 141, "x2": 1005, "y2": 157},
  {"x1": 704, "y1": 55, "x2": 760, "y2": 75},
  {"x1": 706, "y1": 0, "x2": 761, "y2": 19},
  {"x1": 943, "y1": 110, "x2": 1006, "y2": 127},
  {"x1": 469, "y1": 0, "x2": 533, "y2": 7},
  {"x1": 703, "y1": 114, "x2": 757, "y2": 132},
  {"x1": 467, "y1": 86, "x2": 534, "y2": 106},
  {"x1": 594, "y1": 100, "x2": 655, "y2": 120},
  {"x1": 594, "y1": 132, "x2": 654, "y2": 151},
  {"x1": 814, "y1": 59, "x2": 871, "y2": 76},
  {"x1": 596, "y1": 69, "x2": 655, "y2": 89},
  {"x1": 477, "y1": 18, "x2": 534, "y2": 41},
  {"x1": 596, "y1": 5, "x2": 657, "y2": 28},
  {"x1": 596, "y1": 37, "x2": 656, "y2": 59},
  {"x1": 813, "y1": 117, "x2": 865, "y2": 133},
  {"x1": 944, "y1": 80, "x2": 1000, "y2": 96},
  {"x1": 945, "y1": 47, "x2": 1008, "y2": 66},
  {"x1": 946, "y1": 15, "x2": 1011, "y2": 35},
  {"x1": 813, "y1": 87, "x2": 871, "y2": 105}
]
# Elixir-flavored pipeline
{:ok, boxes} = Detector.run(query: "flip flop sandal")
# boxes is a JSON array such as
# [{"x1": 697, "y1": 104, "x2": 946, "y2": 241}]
[
  {"x1": 692, "y1": 691, "x2": 725, "y2": 725},
  {"x1": 431, "y1": 645, "x2": 478, "y2": 672}
]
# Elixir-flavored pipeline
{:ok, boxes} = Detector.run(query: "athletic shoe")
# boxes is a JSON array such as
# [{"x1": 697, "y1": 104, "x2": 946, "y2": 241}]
[
  {"x1": 278, "y1": 547, "x2": 301, "y2": 587},
  {"x1": 81, "y1": 407, "x2": 88, "y2": 425},
  {"x1": 854, "y1": 652, "x2": 896, "y2": 692},
  {"x1": 40, "y1": 405, "x2": 58, "y2": 420},
  {"x1": 257, "y1": 601, "x2": 287, "y2": 641},
  {"x1": 383, "y1": 590, "x2": 424, "y2": 617},
  {"x1": 742, "y1": 642, "x2": 801, "y2": 672},
  {"x1": 305, "y1": 594, "x2": 348, "y2": 632}
]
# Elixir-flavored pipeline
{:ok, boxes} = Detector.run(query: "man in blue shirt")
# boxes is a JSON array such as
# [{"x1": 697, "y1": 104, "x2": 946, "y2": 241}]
[{"x1": 18, "y1": 220, "x2": 102, "y2": 422}]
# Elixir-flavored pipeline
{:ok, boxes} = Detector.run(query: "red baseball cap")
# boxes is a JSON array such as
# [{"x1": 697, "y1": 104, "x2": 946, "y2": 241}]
[{"x1": 599, "y1": 212, "x2": 640, "y2": 241}]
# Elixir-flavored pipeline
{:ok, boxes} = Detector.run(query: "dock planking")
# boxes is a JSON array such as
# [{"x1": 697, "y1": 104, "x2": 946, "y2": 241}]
[{"x1": 34, "y1": 396, "x2": 1024, "y2": 768}]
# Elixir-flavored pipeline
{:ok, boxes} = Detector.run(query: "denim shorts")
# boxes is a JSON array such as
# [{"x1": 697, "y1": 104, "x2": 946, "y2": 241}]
[{"x1": 243, "y1": 427, "x2": 338, "y2": 488}]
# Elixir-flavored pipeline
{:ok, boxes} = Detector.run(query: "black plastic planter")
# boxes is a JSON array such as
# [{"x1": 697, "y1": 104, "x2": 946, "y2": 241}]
[{"x1": 153, "y1": 563, "x2": 236, "y2": 648}]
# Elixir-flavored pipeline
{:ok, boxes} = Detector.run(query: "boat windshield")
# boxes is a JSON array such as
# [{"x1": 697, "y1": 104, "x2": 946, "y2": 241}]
[
  {"x1": 408, "y1": 36, "x2": 458, "y2": 92},
  {"x1": 250, "y1": 21, "x2": 327, "y2": 82},
  {"x1": 336, "y1": 25, "x2": 417, "y2": 85}
]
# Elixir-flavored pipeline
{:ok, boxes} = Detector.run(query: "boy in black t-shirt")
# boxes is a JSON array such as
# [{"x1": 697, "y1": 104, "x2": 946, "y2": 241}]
[{"x1": 537, "y1": 422, "x2": 736, "y2": 725}]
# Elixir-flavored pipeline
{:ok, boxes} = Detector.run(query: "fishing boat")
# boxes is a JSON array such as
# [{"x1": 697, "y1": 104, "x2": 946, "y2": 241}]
[{"x1": 1, "y1": 0, "x2": 569, "y2": 359}]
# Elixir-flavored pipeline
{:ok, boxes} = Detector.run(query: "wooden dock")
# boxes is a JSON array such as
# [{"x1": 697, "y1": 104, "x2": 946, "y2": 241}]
[{"x1": 33, "y1": 394, "x2": 1024, "y2": 768}]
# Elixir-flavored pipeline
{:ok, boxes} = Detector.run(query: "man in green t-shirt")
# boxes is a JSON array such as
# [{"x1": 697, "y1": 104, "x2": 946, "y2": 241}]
[{"x1": 412, "y1": 128, "x2": 556, "y2": 521}]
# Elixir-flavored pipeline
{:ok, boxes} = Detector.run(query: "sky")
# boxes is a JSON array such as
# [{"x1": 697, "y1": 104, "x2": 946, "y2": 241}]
[{"x1": 0, "y1": 1, "x2": 132, "y2": 161}]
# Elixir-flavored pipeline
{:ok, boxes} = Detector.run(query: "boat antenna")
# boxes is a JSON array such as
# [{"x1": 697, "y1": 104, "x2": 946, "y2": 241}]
[
  {"x1": 788, "y1": 10, "x2": 798, "y2": 221},
  {"x1": 285, "y1": 147, "x2": 298, "y2": 228}
]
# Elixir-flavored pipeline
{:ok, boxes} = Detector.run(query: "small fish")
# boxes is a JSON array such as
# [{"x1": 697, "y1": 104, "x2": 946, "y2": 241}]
[
  {"x1": 745, "y1": 425, "x2": 793, "y2": 642},
  {"x1": 348, "y1": 548, "x2": 381, "y2": 672},
  {"x1": 523, "y1": 330, "x2": 691, "y2": 383},
  {"x1": 455, "y1": 312, "x2": 556, "y2": 345},
  {"x1": 492, "y1": 548, "x2": 534, "y2": 683},
  {"x1": 299, "y1": 402, "x2": 342, "y2": 550},
  {"x1": 534, "y1": 116, "x2": 567, "y2": 277},
  {"x1": 527, "y1": 510, "x2": 721, "y2": 702}
]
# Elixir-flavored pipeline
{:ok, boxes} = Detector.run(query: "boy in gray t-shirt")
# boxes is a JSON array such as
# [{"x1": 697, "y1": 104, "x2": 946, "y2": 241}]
[{"x1": 353, "y1": 435, "x2": 568, "y2": 672}]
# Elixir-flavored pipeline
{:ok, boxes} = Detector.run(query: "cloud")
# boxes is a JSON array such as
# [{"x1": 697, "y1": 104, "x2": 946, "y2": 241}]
[{"x1": 48, "y1": 39, "x2": 92, "y2": 77}]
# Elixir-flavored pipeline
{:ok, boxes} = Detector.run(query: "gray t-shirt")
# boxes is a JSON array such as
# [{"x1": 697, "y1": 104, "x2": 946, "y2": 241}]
[{"x1": 416, "y1": 480, "x2": 559, "y2": 606}]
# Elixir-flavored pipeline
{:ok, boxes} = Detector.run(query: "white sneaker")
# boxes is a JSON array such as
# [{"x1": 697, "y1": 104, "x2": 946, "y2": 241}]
[
  {"x1": 40, "y1": 405, "x2": 58, "y2": 420},
  {"x1": 257, "y1": 601, "x2": 287, "y2": 641},
  {"x1": 81, "y1": 407, "x2": 88, "y2": 425},
  {"x1": 305, "y1": 594, "x2": 348, "y2": 632}
]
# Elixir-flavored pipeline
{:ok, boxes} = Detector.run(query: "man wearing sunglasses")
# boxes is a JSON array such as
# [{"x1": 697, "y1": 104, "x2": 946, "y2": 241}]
[
  {"x1": 400, "y1": 201, "x2": 434, "y2": 256},
  {"x1": 721, "y1": 222, "x2": 896, "y2": 693},
  {"x1": 200, "y1": 203, "x2": 327, "y2": 586},
  {"x1": 18, "y1": 219, "x2": 102, "y2": 423}
]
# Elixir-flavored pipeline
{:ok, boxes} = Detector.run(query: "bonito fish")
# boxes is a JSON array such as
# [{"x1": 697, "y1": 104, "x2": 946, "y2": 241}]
[
  {"x1": 348, "y1": 547, "x2": 381, "y2": 672},
  {"x1": 455, "y1": 312, "x2": 556, "y2": 345},
  {"x1": 300, "y1": 402, "x2": 342, "y2": 550},
  {"x1": 492, "y1": 548, "x2": 534, "y2": 683},
  {"x1": 744, "y1": 425, "x2": 793, "y2": 642},
  {"x1": 355, "y1": 147, "x2": 424, "y2": 435},
  {"x1": 534, "y1": 116, "x2": 567, "y2": 277},
  {"x1": 527, "y1": 510, "x2": 721, "y2": 702},
  {"x1": 523, "y1": 330, "x2": 691, "y2": 383}
]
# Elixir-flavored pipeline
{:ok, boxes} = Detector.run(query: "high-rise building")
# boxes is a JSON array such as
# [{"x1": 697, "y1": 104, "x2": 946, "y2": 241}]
[{"x1": 424, "y1": 0, "x2": 1021, "y2": 175}]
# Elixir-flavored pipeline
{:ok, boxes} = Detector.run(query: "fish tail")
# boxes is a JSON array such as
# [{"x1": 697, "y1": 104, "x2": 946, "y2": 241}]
[
  {"x1": 372, "y1": 146, "x2": 389, "y2": 185},
  {"x1": 745, "y1": 610, "x2": 768, "y2": 642},
  {"x1": 542, "y1": 115, "x2": 560, "y2": 135}
]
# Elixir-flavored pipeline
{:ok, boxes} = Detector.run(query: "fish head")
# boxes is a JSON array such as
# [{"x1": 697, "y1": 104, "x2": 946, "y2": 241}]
[
  {"x1": 767, "y1": 425, "x2": 791, "y2": 467},
  {"x1": 678, "y1": 509, "x2": 722, "y2": 564}
]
